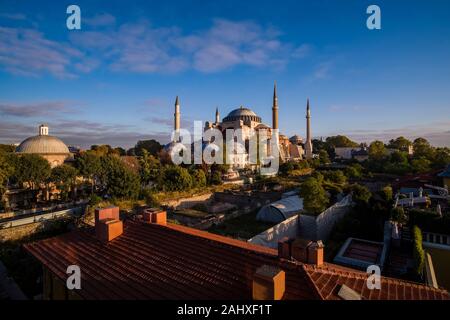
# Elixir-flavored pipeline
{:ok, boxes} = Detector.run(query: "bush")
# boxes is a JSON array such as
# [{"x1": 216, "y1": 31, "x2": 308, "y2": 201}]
[
  {"x1": 210, "y1": 170, "x2": 222, "y2": 185},
  {"x1": 141, "y1": 188, "x2": 160, "y2": 207},
  {"x1": 381, "y1": 185, "x2": 393, "y2": 202},
  {"x1": 190, "y1": 169, "x2": 207, "y2": 188},
  {"x1": 390, "y1": 207, "x2": 406, "y2": 223},
  {"x1": 412, "y1": 225, "x2": 425, "y2": 277},
  {"x1": 299, "y1": 177, "x2": 329, "y2": 215},
  {"x1": 348, "y1": 184, "x2": 372, "y2": 204},
  {"x1": 160, "y1": 166, "x2": 193, "y2": 191},
  {"x1": 89, "y1": 194, "x2": 102, "y2": 206},
  {"x1": 345, "y1": 163, "x2": 363, "y2": 179},
  {"x1": 323, "y1": 170, "x2": 347, "y2": 184}
]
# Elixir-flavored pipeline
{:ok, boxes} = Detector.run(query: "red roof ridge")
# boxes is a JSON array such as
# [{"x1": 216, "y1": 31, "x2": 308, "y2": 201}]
[
  {"x1": 302, "y1": 262, "x2": 449, "y2": 295},
  {"x1": 163, "y1": 222, "x2": 278, "y2": 256}
]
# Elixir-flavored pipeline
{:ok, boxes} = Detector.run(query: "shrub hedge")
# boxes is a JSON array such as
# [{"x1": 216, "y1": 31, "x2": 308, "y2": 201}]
[{"x1": 412, "y1": 225, "x2": 425, "y2": 277}]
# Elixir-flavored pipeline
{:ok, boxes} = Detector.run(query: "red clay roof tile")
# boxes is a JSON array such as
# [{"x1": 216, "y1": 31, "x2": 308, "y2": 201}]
[{"x1": 24, "y1": 220, "x2": 449, "y2": 300}]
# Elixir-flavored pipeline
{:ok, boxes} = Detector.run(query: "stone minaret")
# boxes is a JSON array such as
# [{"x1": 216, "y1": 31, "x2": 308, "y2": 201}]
[
  {"x1": 305, "y1": 98, "x2": 313, "y2": 159},
  {"x1": 174, "y1": 96, "x2": 180, "y2": 131},
  {"x1": 215, "y1": 107, "x2": 220, "y2": 124},
  {"x1": 272, "y1": 82, "x2": 278, "y2": 130}
]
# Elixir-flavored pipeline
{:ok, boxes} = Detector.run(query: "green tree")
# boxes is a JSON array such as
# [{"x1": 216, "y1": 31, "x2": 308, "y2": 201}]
[
  {"x1": 432, "y1": 148, "x2": 450, "y2": 168},
  {"x1": 210, "y1": 170, "x2": 222, "y2": 185},
  {"x1": 0, "y1": 144, "x2": 15, "y2": 153},
  {"x1": 325, "y1": 135, "x2": 359, "y2": 148},
  {"x1": 413, "y1": 138, "x2": 434, "y2": 159},
  {"x1": 135, "y1": 139, "x2": 162, "y2": 157},
  {"x1": 387, "y1": 136, "x2": 412, "y2": 152},
  {"x1": 279, "y1": 161, "x2": 294, "y2": 176},
  {"x1": 300, "y1": 177, "x2": 329, "y2": 214},
  {"x1": 345, "y1": 163, "x2": 363, "y2": 179},
  {"x1": 368, "y1": 140, "x2": 387, "y2": 161},
  {"x1": 15, "y1": 154, "x2": 51, "y2": 190},
  {"x1": 100, "y1": 155, "x2": 140, "y2": 198},
  {"x1": 0, "y1": 152, "x2": 14, "y2": 205},
  {"x1": 90, "y1": 144, "x2": 113, "y2": 157},
  {"x1": 390, "y1": 207, "x2": 406, "y2": 223},
  {"x1": 75, "y1": 152, "x2": 101, "y2": 194},
  {"x1": 139, "y1": 150, "x2": 161, "y2": 186},
  {"x1": 323, "y1": 170, "x2": 347, "y2": 184},
  {"x1": 51, "y1": 164, "x2": 78, "y2": 201},
  {"x1": 318, "y1": 150, "x2": 330, "y2": 165},
  {"x1": 349, "y1": 184, "x2": 372, "y2": 204},
  {"x1": 114, "y1": 147, "x2": 126, "y2": 156},
  {"x1": 411, "y1": 157, "x2": 431, "y2": 173},
  {"x1": 390, "y1": 151, "x2": 408, "y2": 164},
  {"x1": 159, "y1": 166, "x2": 193, "y2": 191},
  {"x1": 190, "y1": 169, "x2": 207, "y2": 188}
]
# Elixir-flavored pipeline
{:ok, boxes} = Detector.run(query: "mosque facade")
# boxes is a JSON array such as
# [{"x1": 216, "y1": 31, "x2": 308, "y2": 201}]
[{"x1": 167, "y1": 83, "x2": 313, "y2": 168}]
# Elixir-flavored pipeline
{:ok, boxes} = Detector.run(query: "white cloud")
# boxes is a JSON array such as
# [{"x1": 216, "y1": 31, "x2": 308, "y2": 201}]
[
  {"x1": 1, "y1": 16, "x2": 311, "y2": 78},
  {"x1": 0, "y1": 26, "x2": 85, "y2": 78}
]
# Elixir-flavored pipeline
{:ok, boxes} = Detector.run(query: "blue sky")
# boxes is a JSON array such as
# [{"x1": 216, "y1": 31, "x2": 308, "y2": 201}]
[{"x1": 0, "y1": 0, "x2": 449, "y2": 148}]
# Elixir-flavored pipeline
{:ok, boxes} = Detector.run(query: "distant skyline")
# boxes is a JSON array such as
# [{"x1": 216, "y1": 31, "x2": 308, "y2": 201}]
[{"x1": 0, "y1": 0, "x2": 449, "y2": 148}]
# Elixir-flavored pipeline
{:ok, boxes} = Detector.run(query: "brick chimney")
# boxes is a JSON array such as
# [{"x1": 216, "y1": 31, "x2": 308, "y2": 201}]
[
  {"x1": 252, "y1": 265, "x2": 285, "y2": 300},
  {"x1": 143, "y1": 208, "x2": 167, "y2": 226},
  {"x1": 95, "y1": 206, "x2": 123, "y2": 243},
  {"x1": 278, "y1": 238, "x2": 324, "y2": 266},
  {"x1": 307, "y1": 240, "x2": 324, "y2": 266},
  {"x1": 278, "y1": 237, "x2": 292, "y2": 260},
  {"x1": 291, "y1": 238, "x2": 312, "y2": 262}
]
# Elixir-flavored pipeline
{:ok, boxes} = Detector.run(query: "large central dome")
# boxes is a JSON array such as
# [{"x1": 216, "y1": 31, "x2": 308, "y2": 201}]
[
  {"x1": 16, "y1": 135, "x2": 70, "y2": 154},
  {"x1": 222, "y1": 106, "x2": 261, "y2": 123}
]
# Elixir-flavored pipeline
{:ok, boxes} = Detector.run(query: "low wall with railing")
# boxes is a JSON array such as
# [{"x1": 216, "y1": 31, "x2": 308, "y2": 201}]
[{"x1": 422, "y1": 231, "x2": 450, "y2": 249}]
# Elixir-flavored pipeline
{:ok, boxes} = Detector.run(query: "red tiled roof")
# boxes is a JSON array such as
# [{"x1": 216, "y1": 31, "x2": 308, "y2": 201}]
[{"x1": 24, "y1": 220, "x2": 449, "y2": 300}]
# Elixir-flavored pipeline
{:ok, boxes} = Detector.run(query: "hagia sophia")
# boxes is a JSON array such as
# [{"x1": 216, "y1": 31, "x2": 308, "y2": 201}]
[
  {"x1": 169, "y1": 82, "x2": 313, "y2": 168},
  {"x1": 14, "y1": 83, "x2": 314, "y2": 170}
]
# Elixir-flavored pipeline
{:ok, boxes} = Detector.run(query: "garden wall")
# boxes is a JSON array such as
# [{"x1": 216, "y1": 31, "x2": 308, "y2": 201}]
[{"x1": 248, "y1": 195, "x2": 352, "y2": 248}]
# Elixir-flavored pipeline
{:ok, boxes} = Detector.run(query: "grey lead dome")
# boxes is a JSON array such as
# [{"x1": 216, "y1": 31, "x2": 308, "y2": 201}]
[
  {"x1": 222, "y1": 106, "x2": 262, "y2": 123},
  {"x1": 16, "y1": 135, "x2": 70, "y2": 154}
]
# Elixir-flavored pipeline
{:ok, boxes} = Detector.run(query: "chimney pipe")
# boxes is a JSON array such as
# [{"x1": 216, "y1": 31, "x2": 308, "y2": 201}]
[
  {"x1": 307, "y1": 240, "x2": 324, "y2": 266},
  {"x1": 143, "y1": 208, "x2": 167, "y2": 226},
  {"x1": 252, "y1": 265, "x2": 285, "y2": 300},
  {"x1": 280, "y1": 238, "x2": 325, "y2": 267},
  {"x1": 291, "y1": 239, "x2": 312, "y2": 263},
  {"x1": 278, "y1": 237, "x2": 292, "y2": 260},
  {"x1": 95, "y1": 206, "x2": 123, "y2": 243}
]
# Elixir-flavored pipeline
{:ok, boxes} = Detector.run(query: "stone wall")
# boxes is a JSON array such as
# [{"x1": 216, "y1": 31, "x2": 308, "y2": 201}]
[
  {"x1": 160, "y1": 193, "x2": 214, "y2": 209},
  {"x1": 213, "y1": 191, "x2": 281, "y2": 211},
  {"x1": 248, "y1": 214, "x2": 299, "y2": 249},
  {"x1": 248, "y1": 195, "x2": 352, "y2": 248},
  {"x1": 299, "y1": 195, "x2": 352, "y2": 241},
  {"x1": 0, "y1": 222, "x2": 43, "y2": 242}
]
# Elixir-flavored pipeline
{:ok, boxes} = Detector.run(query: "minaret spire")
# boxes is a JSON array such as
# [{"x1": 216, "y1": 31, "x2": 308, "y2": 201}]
[
  {"x1": 272, "y1": 81, "x2": 278, "y2": 130},
  {"x1": 215, "y1": 107, "x2": 220, "y2": 124},
  {"x1": 174, "y1": 96, "x2": 180, "y2": 131},
  {"x1": 305, "y1": 98, "x2": 313, "y2": 159}
]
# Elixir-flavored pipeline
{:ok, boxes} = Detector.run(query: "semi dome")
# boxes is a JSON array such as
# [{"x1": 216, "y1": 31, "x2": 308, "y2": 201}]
[
  {"x1": 16, "y1": 135, "x2": 70, "y2": 154},
  {"x1": 222, "y1": 106, "x2": 261, "y2": 123}
]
